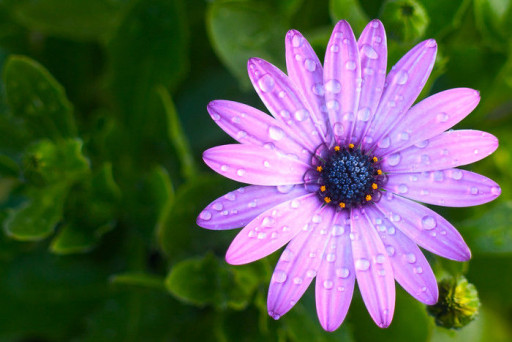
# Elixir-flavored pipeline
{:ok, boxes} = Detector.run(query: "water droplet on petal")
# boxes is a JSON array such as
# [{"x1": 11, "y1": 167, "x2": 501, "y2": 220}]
[
  {"x1": 293, "y1": 277, "x2": 303, "y2": 284},
  {"x1": 470, "y1": 187, "x2": 479, "y2": 195},
  {"x1": 387, "y1": 152, "x2": 401, "y2": 166},
  {"x1": 294, "y1": 109, "x2": 309, "y2": 121},
  {"x1": 199, "y1": 210, "x2": 212, "y2": 221},
  {"x1": 378, "y1": 136, "x2": 391, "y2": 148},
  {"x1": 333, "y1": 122, "x2": 344, "y2": 136},
  {"x1": 398, "y1": 184, "x2": 408, "y2": 194},
  {"x1": 323, "y1": 280, "x2": 334, "y2": 289},
  {"x1": 306, "y1": 269, "x2": 317, "y2": 277},
  {"x1": 336, "y1": 268, "x2": 350, "y2": 278},
  {"x1": 272, "y1": 271, "x2": 287, "y2": 283},
  {"x1": 292, "y1": 34, "x2": 304, "y2": 47},
  {"x1": 290, "y1": 200, "x2": 300, "y2": 209},
  {"x1": 386, "y1": 246, "x2": 395, "y2": 256},
  {"x1": 258, "y1": 74, "x2": 275, "y2": 92},
  {"x1": 212, "y1": 202, "x2": 223, "y2": 211},
  {"x1": 396, "y1": 70, "x2": 409, "y2": 85},
  {"x1": 326, "y1": 253, "x2": 336, "y2": 262},
  {"x1": 304, "y1": 58, "x2": 316, "y2": 72},
  {"x1": 405, "y1": 253, "x2": 417, "y2": 263},
  {"x1": 361, "y1": 44, "x2": 378, "y2": 59},
  {"x1": 330, "y1": 44, "x2": 339, "y2": 53},
  {"x1": 436, "y1": 112, "x2": 449, "y2": 122},
  {"x1": 237, "y1": 169, "x2": 246, "y2": 176},
  {"x1": 357, "y1": 107, "x2": 371, "y2": 121},
  {"x1": 332, "y1": 225, "x2": 345, "y2": 236},
  {"x1": 312, "y1": 83, "x2": 325, "y2": 96},
  {"x1": 375, "y1": 254, "x2": 386, "y2": 264},
  {"x1": 325, "y1": 79, "x2": 341, "y2": 93},
  {"x1": 345, "y1": 60, "x2": 356, "y2": 70},
  {"x1": 220, "y1": 165, "x2": 229, "y2": 172},
  {"x1": 355, "y1": 258, "x2": 370, "y2": 271},
  {"x1": 421, "y1": 216, "x2": 436, "y2": 230},
  {"x1": 277, "y1": 184, "x2": 294, "y2": 193}
]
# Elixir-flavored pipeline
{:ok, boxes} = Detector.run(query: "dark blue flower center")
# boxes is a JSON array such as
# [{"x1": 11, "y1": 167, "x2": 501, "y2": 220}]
[{"x1": 314, "y1": 146, "x2": 383, "y2": 208}]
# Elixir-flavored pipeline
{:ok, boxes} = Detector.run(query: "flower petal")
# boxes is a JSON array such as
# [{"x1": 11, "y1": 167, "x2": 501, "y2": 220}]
[
  {"x1": 351, "y1": 207, "x2": 395, "y2": 328},
  {"x1": 226, "y1": 193, "x2": 318, "y2": 265},
  {"x1": 384, "y1": 169, "x2": 501, "y2": 207},
  {"x1": 381, "y1": 130, "x2": 498, "y2": 173},
  {"x1": 267, "y1": 207, "x2": 334, "y2": 319},
  {"x1": 363, "y1": 39, "x2": 437, "y2": 151},
  {"x1": 203, "y1": 144, "x2": 309, "y2": 186},
  {"x1": 248, "y1": 58, "x2": 323, "y2": 151},
  {"x1": 197, "y1": 185, "x2": 309, "y2": 230},
  {"x1": 207, "y1": 100, "x2": 310, "y2": 157},
  {"x1": 374, "y1": 89, "x2": 481, "y2": 157},
  {"x1": 375, "y1": 193, "x2": 471, "y2": 261},
  {"x1": 364, "y1": 206, "x2": 438, "y2": 305},
  {"x1": 353, "y1": 19, "x2": 387, "y2": 145},
  {"x1": 315, "y1": 211, "x2": 356, "y2": 331},
  {"x1": 286, "y1": 30, "x2": 330, "y2": 142},
  {"x1": 324, "y1": 20, "x2": 361, "y2": 145}
]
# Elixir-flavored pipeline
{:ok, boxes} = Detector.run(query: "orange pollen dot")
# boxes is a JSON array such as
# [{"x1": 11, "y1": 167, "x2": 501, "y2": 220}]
[
  {"x1": 348, "y1": 143, "x2": 355, "y2": 149},
  {"x1": 320, "y1": 185, "x2": 326, "y2": 192},
  {"x1": 316, "y1": 166, "x2": 323, "y2": 172},
  {"x1": 366, "y1": 195, "x2": 372, "y2": 201},
  {"x1": 324, "y1": 197, "x2": 331, "y2": 203},
  {"x1": 373, "y1": 156, "x2": 378, "y2": 162},
  {"x1": 339, "y1": 202, "x2": 346, "y2": 208},
  {"x1": 377, "y1": 169, "x2": 383, "y2": 175},
  {"x1": 334, "y1": 146, "x2": 340, "y2": 151},
  {"x1": 372, "y1": 183, "x2": 378, "y2": 190}
]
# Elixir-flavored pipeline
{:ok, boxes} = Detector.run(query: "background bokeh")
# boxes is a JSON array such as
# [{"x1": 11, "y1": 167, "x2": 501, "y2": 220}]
[{"x1": 0, "y1": 0, "x2": 511, "y2": 341}]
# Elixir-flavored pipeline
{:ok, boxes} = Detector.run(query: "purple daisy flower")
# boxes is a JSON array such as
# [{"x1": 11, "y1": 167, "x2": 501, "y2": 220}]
[{"x1": 197, "y1": 19, "x2": 500, "y2": 331}]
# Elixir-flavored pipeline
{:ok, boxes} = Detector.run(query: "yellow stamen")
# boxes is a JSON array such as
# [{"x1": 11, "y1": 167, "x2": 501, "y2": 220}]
[
  {"x1": 372, "y1": 183, "x2": 378, "y2": 190},
  {"x1": 366, "y1": 194, "x2": 372, "y2": 201},
  {"x1": 339, "y1": 202, "x2": 346, "y2": 208},
  {"x1": 316, "y1": 166, "x2": 323, "y2": 172},
  {"x1": 372, "y1": 156, "x2": 378, "y2": 163},
  {"x1": 334, "y1": 146, "x2": 340, "y2": 151},
  {"x1": 377, "y1": 169, "x2": 382, "y2": 175},
  {"x1": 348, "y1": 143, "x2": 355, "y2": 149},
  {"x1": 324, "y1": 197, "x2": 331, "y2": 203},
  {"x1": 320, "y1": 185, "x2": 326, "y2": 192}
]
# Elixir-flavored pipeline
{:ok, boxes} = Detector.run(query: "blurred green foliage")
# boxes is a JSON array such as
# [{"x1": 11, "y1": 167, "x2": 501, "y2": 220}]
[{"x1": 0, "y1": 0, "x2": 511, "y2": 341}]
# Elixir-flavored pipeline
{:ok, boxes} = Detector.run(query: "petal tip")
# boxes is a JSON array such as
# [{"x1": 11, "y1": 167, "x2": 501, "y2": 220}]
[{"x1": 268, "y1": 310, "x2": 282, "y2": 320}]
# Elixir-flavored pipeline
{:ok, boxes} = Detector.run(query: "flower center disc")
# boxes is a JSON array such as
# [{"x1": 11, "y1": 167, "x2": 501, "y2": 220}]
[{"x1": 316, "y1": 146, "x2": 382, "y2": 208}]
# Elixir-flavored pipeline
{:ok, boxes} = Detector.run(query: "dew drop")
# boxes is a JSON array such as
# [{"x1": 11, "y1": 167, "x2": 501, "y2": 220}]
[
  {"x1": 212, "y1": 113, "x2": 221, "y2": 121},
  {"x1": 345, "y1": 60, "x2": 356, "y2": 70},
  {"x1": 336, "y1": 268, "x2": 350, "y2": 278},
  {"x1": 398, "y1": 184, "x2": 408, "y2": 194},
  {"x1": 279, "y1": 109, "x2": 290, "y2": 118},
  {"x1": 386, "y1": 246, "x2": 395, "y2": 256},
  {"x1": 212, "y1": 202, "x2": 223, "y2": 211},
  {"x1": 414, "y1": 267, "x2": 423, "y2": 274},
  {"x1": 262, "y1": 216, "x2": 275, "y2": 227},
  {"x1": 491, "y1": 186, "x2": 501, "y2": 195},
  {"x1": 292, "y1": 34, "x2": 304, "y2": 47},
  {"x1": 199, "y1": 210, "x2": 212, "y2": 221},
  {"x1": 375, "y1": 254, "x2": 386, "y2": 264},
  {"x1": 333, "y1": 122, "x2": 344, "y2": 136},
  {"x1": 272, "y1": 271, "x2": 287, "y2": 283},
  {"x1": 323, "y1": 280, "x2": 334, "y2": 289},
  {"x1": 306, "y1": 269, "x2": 317, "y2": 277},
  {"x1": 332, "y1": 225, "x2": 345, "y2": 236},
  {"x1": 290, "y1": 200, "x2": 300, "y2": 209},
  {"x1": 399, "y1": 132, "x2": 410, "y2": 141},
  {"x1": 387, "y1": 152, "x2": 401, "y2": 166},
  {"x1": 355, "y1": 259, "x2": 370, "y2": 271},
  {"x1": 361, "y1": 44, "x2": 378, "y2": 59},
  {"x1": 325, "y1": 79, "x2": 342, "y2": 93},
  {"x1": 293, "y1": 277, "x2": 303, "y2": 285},
  {"x1": 436, "y1": 112, "x2": 449, "y2": 123},
  {"x1": 312, "y1": 83, "x2": 325, "y2": 96},
  {"x1": 470, "y1": 186, "x2": 479, "y2": 195},
  {"x1": 451, "y1": 169, "x2": 463, "y2": 180},
  {"x1": 237, "y1": 169, "x2": 246, "y2": 176},
  {"x1": 304, "y1": 58, "x2": 316, "y2": 72},
  {"x1": 421, "y1": 216, "x2": 436, "y2": 230},
  {"x1": 277, "y1": 184, "x2": 294, "y2": 193},
  {"x1": 357, "y1": 107, "x2": 371, "y2": 122},
  {"x1": 326, "y1": 100, "x2": 340, "y2": 111},
  {"x1": 405, "y1": 253, "x2": 417, "y2": 263},
  {"x1": 326, "y1": 253, "x2": 336, "y2": 262},
  {"x1": 330, "y1": 44, "x2": 339, "y2": 53},
  {"x1": 378, "y1": 136, "x2": 391, "y2": 148},
  {"x1": 258, "y1": 74, "x2": 275, "y2": 93},
  {"x1": 396, "y1": 70, "x2": 409, "y2": 85},
  {"x1": 220, "y1": 165, "x2": 229, "y2": 172},
  {"x1": 257, "y1": 232, "x2": 267, "y2": 239},
  {"x1": 294, "y1": 109, "x2": 309, "y2": 121}
]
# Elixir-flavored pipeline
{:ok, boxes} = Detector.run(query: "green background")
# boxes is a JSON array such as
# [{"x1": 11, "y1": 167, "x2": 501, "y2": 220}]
[{"x1": 0, "y1": 0, "x2": 511, "y2": 341}]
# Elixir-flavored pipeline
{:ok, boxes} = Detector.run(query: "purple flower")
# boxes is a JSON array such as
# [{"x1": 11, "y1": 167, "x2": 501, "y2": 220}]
[{"x1": 197, "y1": 20, "x2": 500, "y2": 331}]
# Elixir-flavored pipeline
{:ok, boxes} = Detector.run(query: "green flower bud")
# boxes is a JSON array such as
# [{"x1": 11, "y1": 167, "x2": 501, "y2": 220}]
[
  {"x1": 427, "y1": 276, "x2": 480, "y2": 329},
  {"x1": 380, "y1": 0, "x2": 429, "y2": 43}
]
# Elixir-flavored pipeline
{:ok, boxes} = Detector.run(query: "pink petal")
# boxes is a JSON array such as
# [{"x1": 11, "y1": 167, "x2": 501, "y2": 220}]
[
  {"x1": 285, "y1": 30, "x2": 330, "y2": 142},
  {"x1": 375, "y1": 193, "x2": 471, "y2": 261},
  {"x1": 350, "y1": 207, "x2": 395, "y2": 328},
  {"x1": 353, "y1": 19, "x2": 387, "y2": 145},
  {"x1": 374, "y1": 89, "x2": 481, "y2": 157},
  {"x1": 203, "y1": 144, "x2": 309, "y2": 186},
  {"x1": 207, "y1": 100, "x2": 311, "y2": 157},
  {"x1": 226, "y1": 193, "x2": 319, "y2": 265},
  {"x1": 197, "y1": 185, "x2": 309, "y2": 230},
  {"x1": 247, "y1": 58, "x2": 323, "y2": 151},
  {"x1": 381, "y1": 130, "x2": 498, "y2": 173},
  {"x1": 363, "y1": 39, "x2": 437, "y2": 151},
  {"x1": 315, "y1": 211, "x2": 356, "y2": 331},
  {"x1": 364, "y1": 206, "x2": 438, "y2": 305},
  {"x1": 324, "y1": 20, "x2": 361, "y2": 145},
  {"x1": 267, "y1": 207, "x2": 335, "y2": 319},
  {"x1": 384, "y1": 169, "x2": 501, "y2": 207}
]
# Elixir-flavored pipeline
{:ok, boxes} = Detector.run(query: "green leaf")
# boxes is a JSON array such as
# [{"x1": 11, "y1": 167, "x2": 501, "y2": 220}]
[
  {"x1": 0, "y1": 154, "x2": 19, "y2": 177},
  {"x1": 207, "y1": 1, "x2": 287, "y2": 88},
  {"x1": 110, "y1": 272, "x2": 166, "y2": 290},
  {"x1": 156, "y1": 86, "x2": 197, "y2": 180},
  {"x1": 2, "y1": 0, "x2": 129, "y2": 41},
  {"x1": 49, "y1": 222, "x2": 114, "y2": 255},
  {"x1": 474, "y1": 0, "x2": 512, "y2": 51},
  {"x1": 3, "y1": 55, "x2": 77, "y2": 140},
  {"x1": 165, "y1": 253, "x2": 260, "y2": 310},
  {"x1": 108, "y1": 0, "x2": 188, "y2": 120},
  {"x1": 458, "y1": 201, "x2": 512, "y2": 256},
  {"x1": 157, "y1": 175, "x2": 235, "y2": 260},
  {"x1": 22, "y1": 139, "x2": 89, "y2": 186},
  {"x1": 380, "y1": 0, "x2": 430, "y2": 43},
  {"x1": 3, "y1": 183, "x2": 67, "y2": 241},
  {"x1": 329, "y1": 0, "x2": 369, "y2": 36}
]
